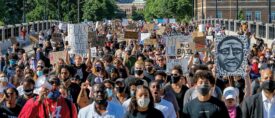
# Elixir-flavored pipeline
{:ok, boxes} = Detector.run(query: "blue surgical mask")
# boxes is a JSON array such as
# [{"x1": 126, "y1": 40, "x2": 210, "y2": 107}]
[
  {"x1": 36, "y1": 71, "x2": 43, "y2": 77},
  {"x1": 194, "y1": 58, "x2": 200, "y2": 64},
  {"x1": 130, "y1": 90, "x2": 135, "y2": 97},
  {"x1": 106, "y1": 88, "x2": 113, "y2": 98},
  {"x1": 9, "y1": 60, "x2": 16, "y2": 66},
  {"x1": 47, "y1": 90, "x2": 61, "y2": 101}
]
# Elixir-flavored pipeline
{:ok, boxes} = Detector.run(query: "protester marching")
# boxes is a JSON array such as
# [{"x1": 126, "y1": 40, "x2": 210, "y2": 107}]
[{"x1": 0, "y1": 18, "x2": 274, "y2": 118}]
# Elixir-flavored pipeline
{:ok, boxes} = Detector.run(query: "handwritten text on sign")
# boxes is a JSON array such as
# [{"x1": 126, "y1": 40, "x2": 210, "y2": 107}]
[
  {"x1": 67, "y1": 24, "x2": 89, "y2": 56},
  {"x1": 165, "y1": 35, "x2": 194, "y2": 56}
]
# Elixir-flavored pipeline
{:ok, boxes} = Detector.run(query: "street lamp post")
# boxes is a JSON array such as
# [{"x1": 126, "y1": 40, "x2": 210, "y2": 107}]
[
  {"x1": 236, "y1": 0, "x2": 238, "y2": 20},
  {"x1": 202, "y1": 0, "x2": 204, "y2": 19},
  {"x1": 216, "y1": 0, "x2": 218, "y2": 18},
  {"x1": 269, "y1": 0, "x2": 271, "y2": 23},
  {"x1": 78, "y1": 0, "x2": 80, "y2": 23},
  {"x1": 23, "y1": 0, "x2": 26, "y2": 23}
]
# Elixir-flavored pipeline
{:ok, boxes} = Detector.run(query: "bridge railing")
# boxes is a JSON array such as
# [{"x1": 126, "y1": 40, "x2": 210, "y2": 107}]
[{"x1": 199, "y1": 18, "x2": 275, "y2": 40}]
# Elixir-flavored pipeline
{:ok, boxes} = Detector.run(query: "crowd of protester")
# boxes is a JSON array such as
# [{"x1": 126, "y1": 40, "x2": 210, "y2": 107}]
[{"x1": 0, "y1": 20, "x2": 274, "y2": 118}]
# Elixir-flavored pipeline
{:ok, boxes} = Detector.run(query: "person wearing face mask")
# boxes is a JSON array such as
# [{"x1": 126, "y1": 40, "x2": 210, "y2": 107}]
[
  {"x1": 242, "y1": 68, "x2": 275, "y2": 118},
  {"x1": 149, "y1": 80, "x2": 177, "y2": 118},
  {"x1": 164, "y1": 67, "x2": 188, "y2": 118},
  {"x1": 3, "y1": 53, "x2": 18, "y2": 79},
  {"x1": 0, "y1": 88, "x2": 22, "y2": 117},
  {"x1": 78, "y1": 84, "x2": 124, "y2": 118},
  {"x1": 0, "y1": 73, "x2": 15, "y2": 97},
  {"x1": 125, "y1": 85, "x2": 164, "y2": 118},
  {"x1": 113, "y1": 79, "x2": 128, "y2": 105},
  {"x1": 87, "y1": 60, "x2": 108, "y2": 86},
  {"x1": 144, "y1": 59, "x2": 156, "y2": 81},
  {"x1": 19, "y1": 75, "x2": 77, "y2": 118},
  {"x1": 16, "y1": 78, "x2": 37, "y2": 107},
  {"x1": 183, "y1": 70, "x2": 230, "y2": 118},
  {"x1": 222, "y1": 87, "x2": 242, "y2": 118},
  {"x1": 125, "y1": 60, "x2": 151, "y2": 87}
]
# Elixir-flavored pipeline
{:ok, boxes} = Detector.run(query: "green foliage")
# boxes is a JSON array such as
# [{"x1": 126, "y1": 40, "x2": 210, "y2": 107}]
[
  {"x1": 82, "y1": 0, "x2": 120, "y2": 21},
  {"x1": 143, "y1": 0, "x2": 192, "y2": 22},
  {"x1": 132, "y1": 10, "x2": 144, "y2": 21},
  {"x1": 238, "y1": 9, "x2": 245, "y2": 20}
]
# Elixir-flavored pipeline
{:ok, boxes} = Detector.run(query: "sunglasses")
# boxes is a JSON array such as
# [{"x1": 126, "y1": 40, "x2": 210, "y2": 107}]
[{"x1": 49, "y1": 81, "x2": 60, "y2": 85}]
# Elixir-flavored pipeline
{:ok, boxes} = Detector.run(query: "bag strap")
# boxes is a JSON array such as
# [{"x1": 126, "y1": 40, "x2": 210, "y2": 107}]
[{"x1": 64, "y1": 98, "x2": 72, "y2": 118}]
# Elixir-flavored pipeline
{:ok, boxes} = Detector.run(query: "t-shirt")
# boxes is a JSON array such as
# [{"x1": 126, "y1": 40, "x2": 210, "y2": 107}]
[
  {"x1": 67, "y1": 83, "x2": 81, "y2": 103},
  {"x1": 73, "y1": 64, "x2": 88, "y2": 83},
  {"x1": 183, "y1": 97, "x2": 230, "y2": 118},
  {"x1": 0, "y1": 104, "x2": 22, "y2": 118},
  {"x1": 165, "y1": 85, "x2": 188, "y2": 112},
  {"x1": 125, "y1": 107, "x2": 164, "y2": 118},
  {"x1": 155, "y1": 99, "x2": 177, "y2": 118}
]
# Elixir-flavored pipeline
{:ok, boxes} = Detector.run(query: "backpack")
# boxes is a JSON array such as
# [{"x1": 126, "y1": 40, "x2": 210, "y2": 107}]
[{"x1": 33, "y1": 96, "x2": 72, "y2": 118}]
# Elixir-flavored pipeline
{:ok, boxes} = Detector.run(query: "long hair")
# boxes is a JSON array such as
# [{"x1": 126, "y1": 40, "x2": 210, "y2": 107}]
[
  {"x1": 91, "y1": 60, "x2": 108, "y2": 78},
  {"x1": 128, "y1": 85, "x2": 155, "y2": 116}
]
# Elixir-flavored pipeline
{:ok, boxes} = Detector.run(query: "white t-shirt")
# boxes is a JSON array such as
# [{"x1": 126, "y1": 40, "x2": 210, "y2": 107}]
[
  {"x1": 155, "y1": 99, "x2": 177, "y2": 118},
  {"x1": 122, "y1": 98, "x2": 131, "y2": 112},
  {"x1": 78, "y1": 101, "x2": 124, "y2": 118}
]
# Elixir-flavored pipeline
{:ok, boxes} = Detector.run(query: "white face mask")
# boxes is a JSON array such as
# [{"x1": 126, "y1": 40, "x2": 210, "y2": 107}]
[
  {"x1": 0, "y1": 77, "x2": 8, "y2": 82},
  {"x1": 137, "y1": 97, "x2": 150, "y2": 108}
]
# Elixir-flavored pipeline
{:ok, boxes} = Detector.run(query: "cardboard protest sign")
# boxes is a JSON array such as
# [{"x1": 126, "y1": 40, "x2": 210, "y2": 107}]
[
  {"x1": 144, "y1": 39, "x2": 158, "y2": 46},
  {"x1": 67, "y1": 24, "x2": 89, "y2": 56},
  {"x1": 10, "y1": 37, "x2": 17, "y2": 44},
  {"x1": 166, "y1": 57, "x2": 189, "y2": 74},
  {"x1": 49, "y1": 51, "x2": 66, "y2": 65},
  {"x1": 93, "y1": 34, "x2": 106, "y2": 47},
  {"x1": 156, "y1": 26, "x2": 166, "y2": 35},
  {"x1": 165, "y1": 34, "x2": 194, "y2": 56},
  {"x1": 192, "y1": 32, "x2": 206, "y2": 51},
  {"x1": 58, "y1": 23, "x2": 67, "y2": 31},
  {"x1": 88, "y1": 31, "x2": 97, "y2": 42},
  {"x1": 143, "y1": 24, "x2": 155, "y2": 31},
  {"x1": 51, "y1": 33, "x2": 63, "y2": 43},
  {"x1": 215, "y1": 35, "x2": 248, "y2": 77},
  {"x1": 124, "y1": 31, "x2": 139, "y2": 39},
  {"x1": 29, "y1": 34, "x2": 39, "y2": 43}
]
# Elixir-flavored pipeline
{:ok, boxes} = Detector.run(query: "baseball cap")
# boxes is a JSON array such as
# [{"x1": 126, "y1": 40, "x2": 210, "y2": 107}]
[
  {"x1": 223, "y1": 87, "x2": 238, "y2": 100},
  {"x1": 115, "y1": 78, "x2": 125, "y2": 84}
]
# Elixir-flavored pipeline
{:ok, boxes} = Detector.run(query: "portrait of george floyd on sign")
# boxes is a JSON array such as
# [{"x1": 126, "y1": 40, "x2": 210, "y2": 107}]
[{"x1": 215, "y1": 35, "x2": 248, "y2": 77}]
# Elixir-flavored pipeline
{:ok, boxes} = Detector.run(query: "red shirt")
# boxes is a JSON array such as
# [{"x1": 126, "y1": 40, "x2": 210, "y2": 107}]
[{"x1": 19, "y1": 97, "x2": 77, "y2": 118}]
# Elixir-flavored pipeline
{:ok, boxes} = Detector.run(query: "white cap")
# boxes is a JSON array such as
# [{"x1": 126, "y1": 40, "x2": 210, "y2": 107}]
[{"x1": 223, "y1": 87, "x2": 237, "y2": 100}]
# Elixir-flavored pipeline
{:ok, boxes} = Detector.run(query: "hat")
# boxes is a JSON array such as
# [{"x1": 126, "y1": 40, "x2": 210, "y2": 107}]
[
  {"x1": 223, "y1": 87, "x2": 237, "y2": 100},
  {"x1": 115, "y1": 78, "x2": 125, "y2": 84}
]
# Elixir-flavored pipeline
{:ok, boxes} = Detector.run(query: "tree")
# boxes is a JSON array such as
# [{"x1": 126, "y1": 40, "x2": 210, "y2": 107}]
[
  {"x1": 143, "y1": 0, "x2": 192, "y2": 22},
  {"x1": 132, "y1": 10, "x2": 144, "y2": 21},
  {"x1": 82, "y1": 0, "x2": 120, "y2": 21},
  {"x1": 238, "y1": 9, "x2": 245, "y2": 20}
]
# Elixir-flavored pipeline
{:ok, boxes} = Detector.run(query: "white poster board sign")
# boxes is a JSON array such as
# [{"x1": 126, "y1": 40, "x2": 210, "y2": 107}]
[
  {"x1": 215, "y1": 35, "x2": 248, "y2": 77},
  {"x1": 165, "y1": 34, "x2": 194, "y2": 56},
  {"x1": 166, "y1": 57, "x2": 189, "y2": 74},
  {"x1": 67, "y1": 24, "x2": 89, "y2": 56},
  {"x1": 90, "y1": 47, "x2": 97, "y2": 57}
]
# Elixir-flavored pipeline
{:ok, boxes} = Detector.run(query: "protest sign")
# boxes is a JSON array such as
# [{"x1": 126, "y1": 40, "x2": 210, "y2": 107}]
[
  {"x1": 143, "y1": 24, "x2": 154, "y2": 31},
  {"x1": 192, "y1": 32, "x2": 206, "y2": 51},
  {"x1": 166, "y1": 57, "x2": 189, "y2": 74},
  {"x1": 165, "y1": 34, "x2": 194, "y2": 56},
  {"x1": 67, "y1": 24, "x2": 89, "y2": 56},
  {"x1": 124, "y1": 31, "x2": 139, "y2": 39},
  {"x1": 215, "y1": 35, "x2": 248, "y2": 77},
  {"x1": 49, "y1": 51, "x2": 66, "y2": 65},
  {"x1": 88, "y1": 31, "x2": 97, "y2": 42},
  {"x1": 169, "y1": 19, "x2": 176, "y2": 23},
  {"x1": 90, "y1": 34, "x2": 106, "y2": 47},
  {"x1": 58, "y1": 23, "x2": 67, "y2": 31},
  {"x1": 90, "y1": 47, "x2": 97, "y2": 57},
  {"x1": 51, "y1": 33, "x2": 63, "y2": 43},
  {"x1": 10, "y1": 37, "x2": 17, "y2": 44},
  {"x1": 122, "y1": 19, "x2": 129, "y2": 27},
  {"x1": 156, "y1": 26, "x2": 166, "y2": 35},
  {"x1": 29, "y1": 34, "x2": 39, "y2": 43}
]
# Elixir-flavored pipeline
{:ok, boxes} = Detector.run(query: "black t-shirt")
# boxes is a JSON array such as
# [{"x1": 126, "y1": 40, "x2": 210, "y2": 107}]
[
  {"x1": 17, "y1": 94, "x2": 38, "y2": 107},
  {"x1": 143, "y1": 71, "x2": 155, "y2": 81},
  {"x1": 73, "y1": 63, "x2": 88, "y2": 83},
  {"x1": 183, "y1": 97, "x2": 230, "y2": 118},
  {"x1": 67, "y1": 83, "x2": 81, "y2": 103},
  {"x1": 165, "y1": 85, "x2": 188, "y2": 112},
  {"x1": 0, "y1": 104, "x2": 22, "y2": 118},
  {"x1": 125, "y1": 107, "x2": 164, "y2": 118},
  {"x1": 125, "y1": 76, "x2": 151, "y2": 87}
]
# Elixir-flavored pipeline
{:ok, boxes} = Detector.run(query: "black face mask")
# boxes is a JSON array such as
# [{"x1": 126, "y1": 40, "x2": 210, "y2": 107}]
[
  {"x1": 95, "y1": 99, "x2": 107, "y2": 105},
  {"x1": 171, "y1": 76, "x2": 180, "y2": 83},
  {"x1": 135, "y1": 70, "x2": 143, "y2": 75},
  {"x1": 96, "y1": 67, "x2": 102, "y2": 72},
  {"x1": 116, "y1": 87, "x2": 125, "y2": 93},
  {"x1": 261, "y1": 80, "x2": 275, "y2": 93},
  {"x1": 197, "y1": 84, "x2": 211, "y2": 96}
]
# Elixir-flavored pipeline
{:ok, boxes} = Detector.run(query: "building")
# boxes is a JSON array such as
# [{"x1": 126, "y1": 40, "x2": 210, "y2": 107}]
[
  {"x1": 116, "y1": 0, "x2": 146, "y2": 17},
  {"x1": 194, "y1": 0, "x2": 275, "y2": 23}
]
